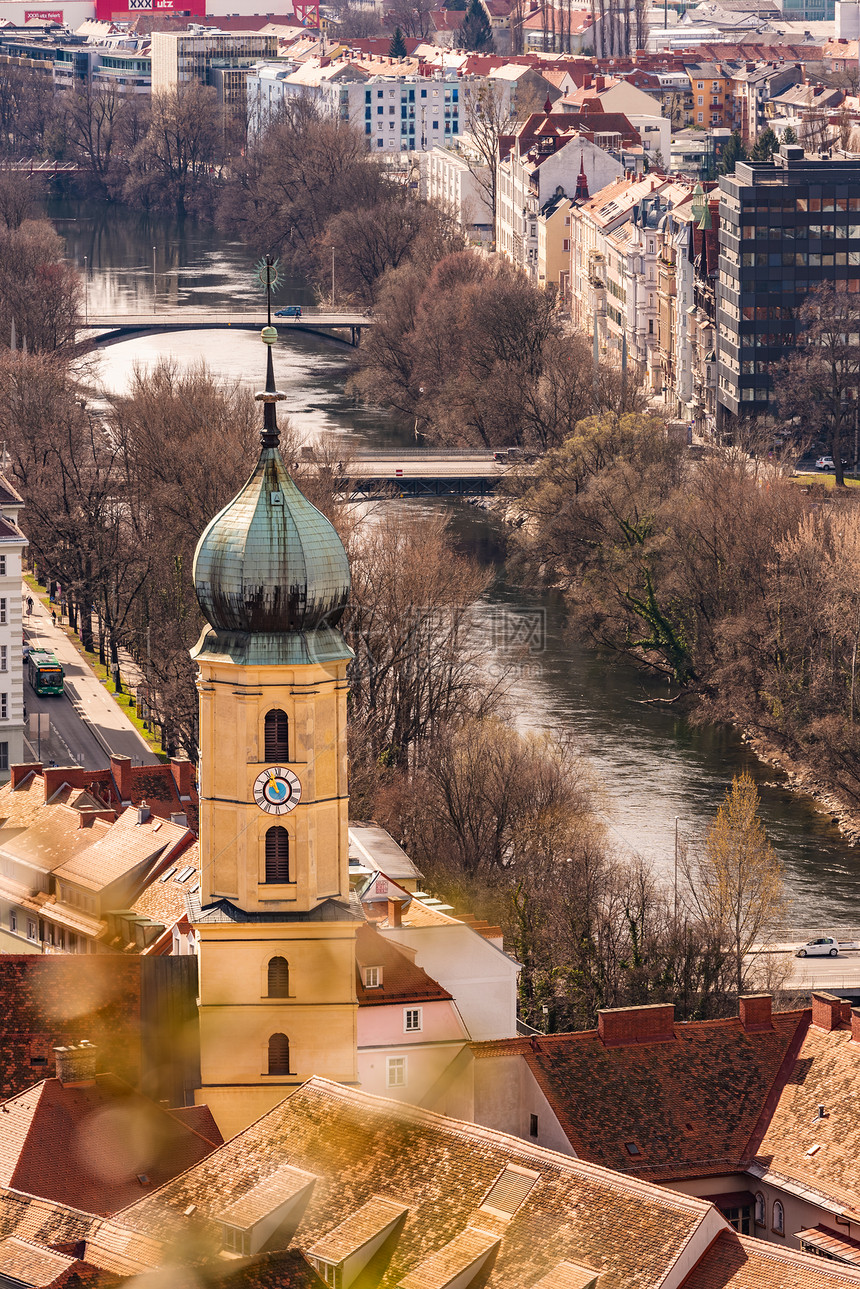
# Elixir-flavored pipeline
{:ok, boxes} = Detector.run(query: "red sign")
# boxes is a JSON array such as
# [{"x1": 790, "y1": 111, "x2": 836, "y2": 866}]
[{"x1": 25, "y1": 9, "x2": 63, "y2": 18}]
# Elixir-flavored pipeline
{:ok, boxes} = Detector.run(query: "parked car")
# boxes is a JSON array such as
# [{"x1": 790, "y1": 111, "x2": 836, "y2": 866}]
[
  {"x1": 275, "y1": 306, "x2": 302, "y2": 318},
  {"x1": 796, "y1": 936, "x2": 840, "y2": 957},
  {"x1": 815, "y1": 456, "x2": 849, "y2": 470}
]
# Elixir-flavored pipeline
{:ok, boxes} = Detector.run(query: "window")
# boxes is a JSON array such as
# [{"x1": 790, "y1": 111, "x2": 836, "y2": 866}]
[
  {"x1": 0, "y1": 557, "x2": 6, "y2": 576},
  {"x1": 404, "y1": 1007, "x2": 422, "y2": 1032},
  {"x1": 755, "y1": 1193, "x2": 765, "y2": 1226},
  {"x1": 27, "y1": 919, "x2": 37, "y2": 941},
  {"x1": 563, "y1": 238, "x2": 570, "y2": 252},
  {"x1": 529, "y1": 1114, "x2": 539, "y2": 1137},
  {"x1": 265, "y1": 826, "x2": 289, "y2": 883},
  {"x1": 267, "y1": 1033, "x2": 291, "y2": 1076},
  {"x1": 0, "y1": 598, "x2": 7, "y2": 625},
  {"x1": 1, "y1": 646, "x2": 6, "y2": 673},
  {"x1": 9, "y1": 910, "x2": 16, "y2": 933},
  {"x1": 387, "y1": 1056, "x2": 407, "y2": 1087},
  {"x1": 773, "y1": 1200, "x2": 784, "y2": 1235},
  {"x1": 264, "y1": 709, "x2": 288, "y2": 760},
  {"x1": 268, "y1": 956, "x2": 290, "y2": 998},
  {"x1": 364, "y1": 966, "x2": 382, "y2": 988},
  {"x1": 222, "y1": 1225, "x2": 251, "y2": 1255}
]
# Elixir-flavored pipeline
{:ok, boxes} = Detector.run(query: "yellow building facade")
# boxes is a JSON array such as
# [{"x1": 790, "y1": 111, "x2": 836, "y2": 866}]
[{"x1": 189, "y1": 329, "x2": 359, "y2": 1139}]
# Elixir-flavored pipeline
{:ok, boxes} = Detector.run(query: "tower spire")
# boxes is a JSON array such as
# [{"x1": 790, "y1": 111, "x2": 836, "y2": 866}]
[{"x1": 256, "y1": 254, "x2": 287, "y2": 449}]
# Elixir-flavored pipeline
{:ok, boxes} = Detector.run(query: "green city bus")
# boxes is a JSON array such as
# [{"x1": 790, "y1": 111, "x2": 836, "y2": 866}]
[{"x1": 28, "y1": 649, "x2": 64, "y2": 696}]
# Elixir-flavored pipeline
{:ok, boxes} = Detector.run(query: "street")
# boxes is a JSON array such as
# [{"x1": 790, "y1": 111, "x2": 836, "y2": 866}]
[{"x1": 23, "y1": 587, "x2": 159, "y2": 770}]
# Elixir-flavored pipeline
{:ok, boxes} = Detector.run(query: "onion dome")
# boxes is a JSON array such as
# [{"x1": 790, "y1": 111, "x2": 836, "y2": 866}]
[{"x1": 193, "y1": 333, "x2": 350, "y2": 635}]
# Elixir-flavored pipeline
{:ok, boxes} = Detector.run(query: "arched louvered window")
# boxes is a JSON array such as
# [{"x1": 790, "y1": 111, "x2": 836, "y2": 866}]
[
  {"x1": 268, "y1": 956, "x2": 290, "y2": 998},
  {"x1": 264, "y1": 709, "x2": 289, "y2": 761},
  {"x1": 268, "y1": 1033, "x2": 290, "y2": 1076},
  {"x1": 265, "y1": 826, "x2": 289, "y2": 883}
]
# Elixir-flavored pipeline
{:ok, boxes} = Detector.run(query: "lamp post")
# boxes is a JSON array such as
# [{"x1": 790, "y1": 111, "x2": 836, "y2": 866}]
[
  {"x1": 331, "y1": 246, "x2": 335, "y2": 307},
  {"x1": 152, "y1": 246, "x2": 157, "y2": 311},
  {"x1": 82, "y1": 255, "x2": 88, "y2": 326}
]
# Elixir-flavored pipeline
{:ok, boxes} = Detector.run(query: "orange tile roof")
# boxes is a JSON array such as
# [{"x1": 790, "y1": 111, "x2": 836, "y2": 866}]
[
  {"x1": 0, "y1": 1236, "x2": 76, "y2": 1287},
  {"x1": 472, "y1": 1010, "x2": 808, "y2": 1180},
  {"x1": 0, "y1": 1074, "x2": 217, "y2": 1216},
  {"x1": 83, "y1": 1077, "x2": 723, "y2": 1287},
  {"x1": 355, "y1": 923, "x2": 452, "y2": 1006},
  {"x1": 753, "y1": 1025, "x2": 860, "y2": 1213},
  {"x1": 681, "y1": 1230, "x2": 860, "y2": 1288}
]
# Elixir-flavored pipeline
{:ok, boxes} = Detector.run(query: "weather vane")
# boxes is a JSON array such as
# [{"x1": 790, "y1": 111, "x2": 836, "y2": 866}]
[{"x1": 254, "y1": 255, "x2": 283, "y2": 326}]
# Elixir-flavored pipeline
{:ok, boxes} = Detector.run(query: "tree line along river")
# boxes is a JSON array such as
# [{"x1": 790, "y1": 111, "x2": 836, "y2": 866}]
[{"x1": 47, "y1": 195, "x2": 860, "y2": 928}]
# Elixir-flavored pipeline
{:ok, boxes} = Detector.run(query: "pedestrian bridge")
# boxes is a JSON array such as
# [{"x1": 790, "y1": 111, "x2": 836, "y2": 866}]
[{"x1": 80, "y1": 309, "x2": 374, "y2": 347}]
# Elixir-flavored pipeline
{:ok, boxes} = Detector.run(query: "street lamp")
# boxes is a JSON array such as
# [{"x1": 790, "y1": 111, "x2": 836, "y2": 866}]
[
  {"x1": 82, "y1": 254, "x2": 88, "y2": 326},
  {"x1": 152, "y1": 246, "x2": 157, "y2": 311},
  {"x1": 331, "y1": 246, "x2": 336, "y2": 308}
]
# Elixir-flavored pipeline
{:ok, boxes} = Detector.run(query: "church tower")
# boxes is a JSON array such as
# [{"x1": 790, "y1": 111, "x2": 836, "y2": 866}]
[{"x1": 190, "y1": 324, "x2": 358, "y2": 1139}]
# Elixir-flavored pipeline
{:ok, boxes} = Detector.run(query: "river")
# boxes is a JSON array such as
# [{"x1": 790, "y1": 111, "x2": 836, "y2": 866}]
[{"x1": 46, "y1": 196, "x2": 860, "y2": 926}]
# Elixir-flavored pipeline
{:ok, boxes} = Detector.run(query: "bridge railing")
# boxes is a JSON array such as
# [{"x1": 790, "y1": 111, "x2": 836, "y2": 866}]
[{"x1": 349, "y1": 447, "x2": 508, "y2": 459}]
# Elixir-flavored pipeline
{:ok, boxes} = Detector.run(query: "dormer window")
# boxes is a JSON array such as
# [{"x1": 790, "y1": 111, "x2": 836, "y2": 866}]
[
  {"x1": 364, "y1": 966, "x2": 382, "y2": 988},
  {"x1": 222, "y1": 1224, "x2": 251, "y2": 1256}
]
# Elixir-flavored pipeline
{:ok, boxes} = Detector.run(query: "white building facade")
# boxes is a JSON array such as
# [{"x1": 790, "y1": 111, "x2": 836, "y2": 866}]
[{"x1": 0, "y1": 478, "x2": 27, "y2": 782}]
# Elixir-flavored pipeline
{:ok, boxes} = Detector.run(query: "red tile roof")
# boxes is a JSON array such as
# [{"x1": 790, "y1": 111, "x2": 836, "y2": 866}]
[
  {"x1": 472, "y1": 1009, "x2": 808, "y2": 1180},
  {"x1": 167, "y1": 1105, "x2": 223, "y2": 1148},
  {"x1": 681, "y1": 1231, "x2": 860, "y2": 1288},
  {"x1": 355, "y1": 923, "x2": 452, "y2": 1006},
  {"x1": 0, "y1": 1074, "x2": 216, "y2": 1216}
]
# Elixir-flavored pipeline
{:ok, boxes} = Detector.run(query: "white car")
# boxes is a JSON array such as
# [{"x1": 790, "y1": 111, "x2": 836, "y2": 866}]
[{"x1": 796, "y1": 936, "x2": 839, "y2": 958}]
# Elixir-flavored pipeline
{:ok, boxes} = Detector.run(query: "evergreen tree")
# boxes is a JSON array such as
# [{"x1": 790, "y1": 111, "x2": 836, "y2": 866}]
[
  {"x1": 752, "y1": 126, "x2": 778, "y2": 161},
  {"x1": 388, "y1": 25, "x2": 407, "y2": 57},
  {"x1": 458, "y1": 0, "x2": 494, "y2": 51},
  {"x1": 446, "y1": 0, "x2": 466, "y2": 10},
  {"x1": 782, "y1": 125, "x2": 798, "y2": 145},
  {"x1": 718, "y1": 130, "x2": 748, "y2": 176}
]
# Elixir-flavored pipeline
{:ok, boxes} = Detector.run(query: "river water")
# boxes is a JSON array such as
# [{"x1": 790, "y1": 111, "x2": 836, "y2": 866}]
[{"x1": 46, "y1": 196, "x2": 860, "y2": 925}]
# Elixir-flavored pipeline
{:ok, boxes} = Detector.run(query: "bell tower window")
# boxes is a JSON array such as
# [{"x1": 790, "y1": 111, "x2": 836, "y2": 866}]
[
  {"x1": 265, "y1": 709, "x2": 289, "y2": 760},
  {"x1": 268, "y1": 1032, "x2": 291, "y2": 1075},
  {"x1": 265, "y1": 826, "x2": 290, "y2": 883},
  {"x1": 268, "y1": 956, "x2": 290, "y2": 998}
]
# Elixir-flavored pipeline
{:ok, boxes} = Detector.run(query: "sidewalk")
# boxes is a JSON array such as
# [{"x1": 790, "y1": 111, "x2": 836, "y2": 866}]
[{"x1": 24, "y1": 587, "x2": 159, "y2": 767}]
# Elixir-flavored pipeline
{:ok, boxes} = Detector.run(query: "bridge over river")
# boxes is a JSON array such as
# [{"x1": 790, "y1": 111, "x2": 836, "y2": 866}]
[
  {"x1": 325, "y1": 449, "x2": 534, "y2": 497},
  {"x1": 80, "y1": 309, "x2": 373, "y2": 347}
]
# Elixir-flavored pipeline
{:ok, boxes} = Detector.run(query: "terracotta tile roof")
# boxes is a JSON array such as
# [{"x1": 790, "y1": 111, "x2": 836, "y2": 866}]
[
  {"x1": 52, "y1": 812, "x2": 188, "y2": 894},
  {"x1": 0, "y1": 1236, "x2": 77, "y2": 1287},
  {"x1": 681, "y1": 1230, "x2": 860, "y2": 1288},
  {"x1": 753, "y1": 1025, "x2": 860, "y2": 1213},
  {"x1": 0, "y1": 1074, "x2": 216, "y2": 1216},
  {"x1": 165, "y1": 1104, "x2": 221, "y2": 1148},
  {"x1": 0, "y1": 957, "x2": 145, "y2": 1099},
  {"x1": 219, "y1": 1166, "x2": 316, "y2": 1228},
  {"x1": 355, "y1": 924, "x2": 452, "y2": 1006},
  {"x1": 129, "y1": 848, "x2": 198, "y2": 926},
  {"x1": 472, "y1": 1010, "x2": 807, "y2": 1180},
  {"x1": 0, "y1": 1190, "x2": 100, "y2": 1250},
  {"x1": 306, "y1": 1196, "x2": 407, "y2": 1264},
  {"x1": 83, "y1": 1077, "x2": 724, "y2": 1288}
]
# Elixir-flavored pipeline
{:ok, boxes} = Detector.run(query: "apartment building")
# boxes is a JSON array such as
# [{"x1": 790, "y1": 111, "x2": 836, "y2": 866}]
[
  {"x1": 151, "y1": 29, "x2": 278, "y2": 111},
  {"x1": 716, "y1": 146, "x2": 860, "y2": 422},
  {"x1": 422, "y1": 144, "x2": 493, "y2": 241}
]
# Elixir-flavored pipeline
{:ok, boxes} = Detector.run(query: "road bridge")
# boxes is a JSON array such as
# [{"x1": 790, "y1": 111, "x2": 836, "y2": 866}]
[
  {"x1": 319, "y1": 449, "x2": 534, "y2": 498},
  {"x1": 80, "y1": 309, "x2": 373, "y2": 348}
]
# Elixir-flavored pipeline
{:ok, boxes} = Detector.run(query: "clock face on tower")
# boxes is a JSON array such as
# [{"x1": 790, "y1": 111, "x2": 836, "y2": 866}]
[{"x1": 253, "y1": 767, "x2": 302, "y2": 815}]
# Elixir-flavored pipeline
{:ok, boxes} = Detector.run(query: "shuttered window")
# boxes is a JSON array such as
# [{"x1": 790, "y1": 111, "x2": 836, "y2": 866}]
[
  {"x1": 265, "y1": 827, "x2": 289, "y2": 883},
  {"x1": 268, "y1": 956, "x2": 290, "y2": 998},
  {"x1": 268, "y1": 1033, "x2": 290, "y2": 1075},
  {"x1": 264, "y1": 709, "x2": 289, "y2": 760}
]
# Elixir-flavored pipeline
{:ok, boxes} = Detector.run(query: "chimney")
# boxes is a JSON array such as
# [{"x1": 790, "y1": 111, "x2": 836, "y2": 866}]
[
  {"x1": 137, "y1": 801, "x2": 151, "y2": 824},
  {"x1": 812, "y1": 991, "x2": 844, "y2": 1032},
  {"x1": 850, "y1": 1008, "x2": 860, "y2": 1044},
  {"x1": 170, "y1": 811, "x2": 188, "y2": 828},
  {"x1": 598, "y1": 1003, "x2": 675, "y2": 1047},
  {"x1": 111, "y1": 754, "x2": 133, "y2": 803},
  {"x1": 739, "y1": 994, "x2": 773, "y2": 1032},
  {"x1": 53, "y1": 1041, "x2": 97, "y2": 1087},
  {"x1": 170, "y1": 756, "x2": 194, "y2": 800},
  {"x1": 387, "y1": 897, "x2": 402, "y2": 928},
  {"x1": 11, "y1": 762, "x2": 40, "y2": 788},
  {"x1": 42, "y1": 766, "x2": 78, "y2": 801}
]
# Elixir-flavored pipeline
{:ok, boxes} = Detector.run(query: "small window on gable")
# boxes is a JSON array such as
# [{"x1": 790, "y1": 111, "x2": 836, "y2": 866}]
[
  {"x1": 268, "y1": 956, "x2": 289, "y2": 998},
  {"x1": 773, "y1": 1200, "x2": 784, "y2": 1235},
  {"x1": 364, "y1": 966, "x2": 382, "y2": 988},
  {"x1": 264, "y1": 708, "x2": 289, "y2": 760},
  {"x1": 529, "y1": 1114, "x2": 538, "y2": 1138},
  {"x1": 754, "y1": 1192, "x2": 765, "y2": 1225},
  {"x1": 404, "y1": 1007, "x2": 422, "y2": 1032},
  {"x1": 624, "y1": 1141, "x2": 641, "y2": 1156}
]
